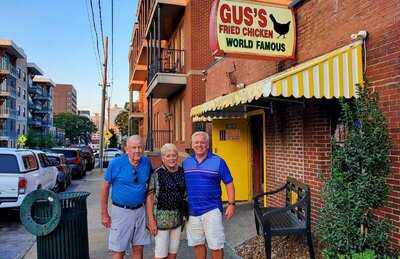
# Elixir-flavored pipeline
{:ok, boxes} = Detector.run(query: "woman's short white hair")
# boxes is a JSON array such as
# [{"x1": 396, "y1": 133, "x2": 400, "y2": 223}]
[
  {"x1": 191, "y1": 131, "x2": 209, "y2": 144},
  {"x1": 160, "y1": 143, "x2": 178, "y2": 156}
]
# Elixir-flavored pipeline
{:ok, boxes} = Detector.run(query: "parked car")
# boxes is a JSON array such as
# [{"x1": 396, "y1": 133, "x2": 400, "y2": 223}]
[
  {"x1": 72, "y1": 145, "x2": 95, "y2": 171},
  {"x1": 0, "y1": 148, "x2": 58, "y2": 208},
  {"x1": 103, "y1": 148, "x2": 123, "y2": 167},
  {"x1": 50, "y1": 148, "x2": 86, "y2": 178},
  {"x1": 47, "y1": 153, "x2": 72, "y2": 192}
]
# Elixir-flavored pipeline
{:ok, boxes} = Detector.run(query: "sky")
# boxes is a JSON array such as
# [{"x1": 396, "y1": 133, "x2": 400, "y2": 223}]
[{"x1": 0, "y1": 0, "x2": 138, "y2": 114}]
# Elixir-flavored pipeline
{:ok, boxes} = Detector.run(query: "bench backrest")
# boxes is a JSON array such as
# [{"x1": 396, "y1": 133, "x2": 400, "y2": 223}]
[{"x1": 285, "y1": 177, "x2": 310, "y2": 226}]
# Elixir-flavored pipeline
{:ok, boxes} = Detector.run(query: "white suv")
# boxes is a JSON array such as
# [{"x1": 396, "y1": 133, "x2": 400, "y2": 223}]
[{"x1": 0, "y1": 148, "x2": 58, "y2": 208}]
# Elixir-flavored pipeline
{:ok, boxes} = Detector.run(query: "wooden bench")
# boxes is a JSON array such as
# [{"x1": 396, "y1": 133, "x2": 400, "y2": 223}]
[{"x1": 253, "y1": 177, "x2": 315, "y2": 259}]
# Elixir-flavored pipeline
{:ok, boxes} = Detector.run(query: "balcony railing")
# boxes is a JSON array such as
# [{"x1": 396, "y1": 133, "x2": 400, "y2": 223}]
[
  {"x1": 28, "y1": 101, "x2": 42, "y2": 111},
  {"x1": 33, "y1": 93, "x2": 51, "y2": 101},
  {"x1": 0, "y1": 106, "x2": 17, "y2": 119},
  {"x1": 0, "y1": 57, "x2": 18, "y2": 78},
  {"x1": 28, "y1": 118, "x2": 41, "y2": 127},
  {"x1": 0, "y1": 81, "x2": 17, "y2": 98},
  {"x1": 41, "y1": 119, "x2": 52, "y2": 127},
  {"x1": 152, "y1": 130, "x2": 172, "y2": 150},
  {"x1": 28, "y1": 85, "x2": 42, "y2": 95},
  {"x1": 148, "y1": 48, "x2": 184, "y2": 83},
  {"x1": 131, "y1": 102, "x2": 142, "y2": 113}
]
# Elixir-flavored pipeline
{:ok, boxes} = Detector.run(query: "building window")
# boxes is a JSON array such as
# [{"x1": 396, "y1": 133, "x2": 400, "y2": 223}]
[
  {"x1": 18, "y1": 87, "x2": 21, "y2": 97},
  {"x1": 23, "y1": 107, "x2": 26, "y2": 117},
  {"x1": 18, "y1": 106, "x2": 21, "y2": 116},
  {"x1": 23, "y1": 90, "x2": 26, "y2": 100}
]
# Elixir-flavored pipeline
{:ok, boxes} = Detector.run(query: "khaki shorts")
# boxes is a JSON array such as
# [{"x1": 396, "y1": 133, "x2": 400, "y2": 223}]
[
  {"x1": 186, "y1": 208, "x2": 225, "y2": 250},
  {"x1": 109, "y1": 205, "x2": 151, "y2": 252},
  {"x1": 154, "y1": 226, "x2": 181, "y2": 258}
]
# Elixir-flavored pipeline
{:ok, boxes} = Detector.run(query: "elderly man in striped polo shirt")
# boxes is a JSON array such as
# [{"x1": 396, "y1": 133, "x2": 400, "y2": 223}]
[{"x1": 183, "y1": 131, "x2": 236, "y2": 259}]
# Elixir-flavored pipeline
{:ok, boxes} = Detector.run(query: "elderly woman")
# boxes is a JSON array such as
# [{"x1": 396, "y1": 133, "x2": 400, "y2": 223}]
[{"x1": 146, "y1": 143, "x2": 186, "y2": 259}]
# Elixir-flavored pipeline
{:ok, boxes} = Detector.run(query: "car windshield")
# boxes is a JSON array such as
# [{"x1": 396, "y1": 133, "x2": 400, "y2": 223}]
[
  {"x1": 0, "y1": 154, "x2": 20, "y2": 173},
  {"x1": 51, "y1": 149, "x2": 77, "y2": 158}
]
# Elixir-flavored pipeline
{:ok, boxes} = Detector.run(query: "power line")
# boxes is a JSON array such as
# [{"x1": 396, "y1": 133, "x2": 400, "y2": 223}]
[
  {"x1": 110, "y1": 0, "x2": 115, "y2": 102},
  {"x1": 89, "y1": 0, "x2": 102, "y2": 69},
  {"x1": 84, "y1": 0, "x2": 102, "y2": 78},
  {"x1": 98, "y1": 0, "x2": 105, "y2": 50}
]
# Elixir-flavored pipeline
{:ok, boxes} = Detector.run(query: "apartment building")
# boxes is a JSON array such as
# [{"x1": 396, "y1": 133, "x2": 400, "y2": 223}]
[
  {"x1": 53, "y1": 84, "x2": 77, "y2": 114},
  {"x1": 0, "y1": 39, "x2": 27, "y2": 147},
  {"x1": 28, "y1": 75, "x2": 55, "y2": 135},
  {"x1": 129, "y1": 0, "x2": 213, "y2": 151}
]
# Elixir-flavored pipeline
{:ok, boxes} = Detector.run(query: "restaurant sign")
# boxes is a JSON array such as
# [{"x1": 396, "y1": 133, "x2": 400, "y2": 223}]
[{"x1": 209, "y1": 0, "x2": 296, "y2": 59}]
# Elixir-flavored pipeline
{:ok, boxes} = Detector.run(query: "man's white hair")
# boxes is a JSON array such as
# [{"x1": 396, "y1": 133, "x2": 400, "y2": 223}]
[
  {"x1": 126, "y1": 135, "x2": 143, "y2": 146},
  {"x1": 191, "y1": 131, "x2": 209, "y2": 144},
  {"x1": 160, "y1": 143, "x2": 178, "y2": 157}
]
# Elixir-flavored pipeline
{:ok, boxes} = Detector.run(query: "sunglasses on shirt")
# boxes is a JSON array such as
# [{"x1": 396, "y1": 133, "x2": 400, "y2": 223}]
[{"x1": 132, "y1": 168, "x2": 139, "y2": 184}]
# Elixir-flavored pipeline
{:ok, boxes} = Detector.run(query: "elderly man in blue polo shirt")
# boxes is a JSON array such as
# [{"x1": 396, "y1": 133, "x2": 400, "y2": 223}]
[
  {"x1": 183, "y1": 131, "x2": 236, "y2": 259},
  {"x1": 100, "y1": 135, "x2": 152, "y2": 259}
]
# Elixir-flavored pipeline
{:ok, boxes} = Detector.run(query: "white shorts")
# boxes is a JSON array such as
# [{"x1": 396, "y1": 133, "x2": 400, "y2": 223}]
[
  {"x1": 186, "y1": 208, "x2": 225, "y2": 250},
  {"x1": 154, "y1": 226, "x2": 182, "y2": 258}
]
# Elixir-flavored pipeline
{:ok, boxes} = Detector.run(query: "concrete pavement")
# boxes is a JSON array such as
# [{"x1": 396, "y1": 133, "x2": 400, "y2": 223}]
[{"x1": 24, "y1": 168, "x2": 256, "y2": 258}]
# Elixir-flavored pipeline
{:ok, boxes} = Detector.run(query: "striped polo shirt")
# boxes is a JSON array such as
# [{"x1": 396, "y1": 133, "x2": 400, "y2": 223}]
[{"x1": 183, "y1": 151, "x2": 233, "y2": 216}]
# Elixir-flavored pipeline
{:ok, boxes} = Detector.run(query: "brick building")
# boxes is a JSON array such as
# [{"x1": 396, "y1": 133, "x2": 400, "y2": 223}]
[
  {"x1": 129, "y1": 0, "x2": 214, "y2": 151},
  {"x1": 53, "y1": 84, "x2": 77, "y2": 115},
  {"x1": 190, "y1": 0, "x2": 400, "y2": 249}
]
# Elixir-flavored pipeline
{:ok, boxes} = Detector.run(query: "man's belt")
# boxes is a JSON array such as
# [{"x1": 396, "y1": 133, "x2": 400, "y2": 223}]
[{"x1": 112, "y1": 202, "x2": 143, "y2": 210}]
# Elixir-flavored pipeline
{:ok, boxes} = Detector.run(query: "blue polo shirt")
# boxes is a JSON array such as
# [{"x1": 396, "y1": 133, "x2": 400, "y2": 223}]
[
  {"x1": 183, "y1": 151, "x2": 233, "y2": 216},
  {"x1": 104, "y1": 154, "x2": 152, "y2": 207}
]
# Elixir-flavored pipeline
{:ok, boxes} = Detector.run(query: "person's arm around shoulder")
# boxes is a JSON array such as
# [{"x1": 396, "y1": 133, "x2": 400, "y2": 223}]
[
  {"x1": 219, "y1": 159, "x2": 236, "y2": 220},
  {"x1": 100, "y1": 160, "x2": 115, "y2": 228},
  {"x1": 146, "y1": 170, "x2": 157, "y2": 236}
]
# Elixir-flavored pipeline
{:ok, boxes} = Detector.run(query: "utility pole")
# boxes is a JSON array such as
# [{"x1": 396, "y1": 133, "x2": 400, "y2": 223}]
[
  {"x1": 107, "y1": 96, "x2": 111, "y2": 132},
  {"x1": 99, "y1": 37, "x2": 108, "y2": 173}
]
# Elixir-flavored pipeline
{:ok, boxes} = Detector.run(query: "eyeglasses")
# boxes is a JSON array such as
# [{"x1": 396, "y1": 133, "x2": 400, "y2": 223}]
[{"x1": 132, "y1": 168, "x2": 139, "y2": 184}]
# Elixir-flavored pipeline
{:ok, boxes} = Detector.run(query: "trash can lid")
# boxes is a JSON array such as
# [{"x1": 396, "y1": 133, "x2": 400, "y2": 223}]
[{"x1": 20, "y1": 189, "x2": 61, "y2": 236}]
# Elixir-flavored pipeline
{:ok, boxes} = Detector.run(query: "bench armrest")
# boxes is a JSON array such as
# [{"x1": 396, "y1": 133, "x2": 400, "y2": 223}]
[
  {"x1": 253, "y1": 184, "x2": 287, "y2": 204},
  {"x1": 261, "y1": 194, "x2": 309, "y2": 226}
]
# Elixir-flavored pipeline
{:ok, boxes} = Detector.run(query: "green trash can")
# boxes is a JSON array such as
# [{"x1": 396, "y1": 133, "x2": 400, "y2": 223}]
[{"x1": 20, "y1": 190, "x2": 91, "y2": 259}]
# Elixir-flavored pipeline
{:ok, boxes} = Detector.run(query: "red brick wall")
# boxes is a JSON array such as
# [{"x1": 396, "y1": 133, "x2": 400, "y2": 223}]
[{"x1": 265, "y1": 101, "x2": 331, "y2": 225}]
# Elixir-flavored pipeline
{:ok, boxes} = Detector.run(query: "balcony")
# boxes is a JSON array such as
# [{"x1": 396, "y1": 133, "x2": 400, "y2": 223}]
[
  {"x1": 0, "y1": 57, "x2": 18, "y2": 81},
  {"x1": 146, "y1": 48, "x2": 186, "y2": 98},
  {"x1": 0, "y1": 81, "x2": 17, "y2": 99},
  {"x1": 28, "y1": 101, "x2": 42, "y2": 111},
  {"x1": 129, "y1": 102, "x2": 145, "y2": 119},
  {"x1": 28, "y1": 117, "x2": 41, "y2": 127},
  {"x1": 0, "y1": 128, "x2": 15, "y2": 140},
  {"x1": 152, "y1": 129, "x2": 172, "y2": 150},
  {"x1": 33, "y1": 93, "x2": 52, "y2": 102},
  {"x1": 41, "y1": 119, "x2": 52, "y2": 127},
  {"x1": 28, "y1": 85, "x2": 42, "y2": 95},
  {"x1": 0, "y1": 106, "x2": 17, "y2": 119},
  {"x1": 145, "y1": 0, "x2": 186, "y2": 40}
]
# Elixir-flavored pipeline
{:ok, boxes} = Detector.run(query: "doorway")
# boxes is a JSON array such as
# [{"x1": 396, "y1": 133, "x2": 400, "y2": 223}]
[{"x1": 250, "y1": 114, "x2": 264, "y2": 196}]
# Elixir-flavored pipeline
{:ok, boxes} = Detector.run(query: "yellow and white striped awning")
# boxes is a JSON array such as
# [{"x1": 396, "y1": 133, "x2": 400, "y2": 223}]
[{"x1": 191, "y1": 40, "x2": 363, "y2": 118}]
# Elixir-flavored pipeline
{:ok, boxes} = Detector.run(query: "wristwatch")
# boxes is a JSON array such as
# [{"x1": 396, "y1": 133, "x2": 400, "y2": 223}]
[{"x1": 228, "y1": 202, "x2": 236, "y2": 206}]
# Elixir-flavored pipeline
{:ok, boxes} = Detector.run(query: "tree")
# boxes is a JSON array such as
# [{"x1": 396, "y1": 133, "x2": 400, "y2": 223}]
[
  {"x1": 108, "y1": 128, "x2": 118, "y2": 148},
  {"x1": 318, "y1": 83, "x2": 392, "y2": 257},
  {"x1": 26, "y1": 129, "x2": 55, "y2": 148},
  {"x1": 114, "y1": 110, "x2": 128, "y2": 136},
  {"x1": 54, "y1": 113, "x2": 97, "y2": 145}
]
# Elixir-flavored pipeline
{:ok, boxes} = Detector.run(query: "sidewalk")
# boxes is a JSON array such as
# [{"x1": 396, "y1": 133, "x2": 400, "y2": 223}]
[{"x1": 24, "y1": 168, "x2": 256, "y2": 258}]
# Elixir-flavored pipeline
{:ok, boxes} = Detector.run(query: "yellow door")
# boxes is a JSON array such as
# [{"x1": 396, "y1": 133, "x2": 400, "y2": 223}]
[{"x1": 212, "y1": 119, "x2": 251, "y2": 201}]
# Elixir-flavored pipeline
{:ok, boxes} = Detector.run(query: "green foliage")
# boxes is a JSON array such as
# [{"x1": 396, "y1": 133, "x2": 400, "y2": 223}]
[
  {"x1": 114, "y1": 110, "x2": 128, "y2": 136},
  {"x1": 108, "y1": 128, "x2": 118, "y2": 148},
  {"x1": 318, "y1": 83, "x2": 392, "y2": 258},
  {"x1": 26, "y1": 129, "x2": 55, "y2": 148},
  {"x1": 54, "y1": 113, "x2": 97, "y2": 144}
]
